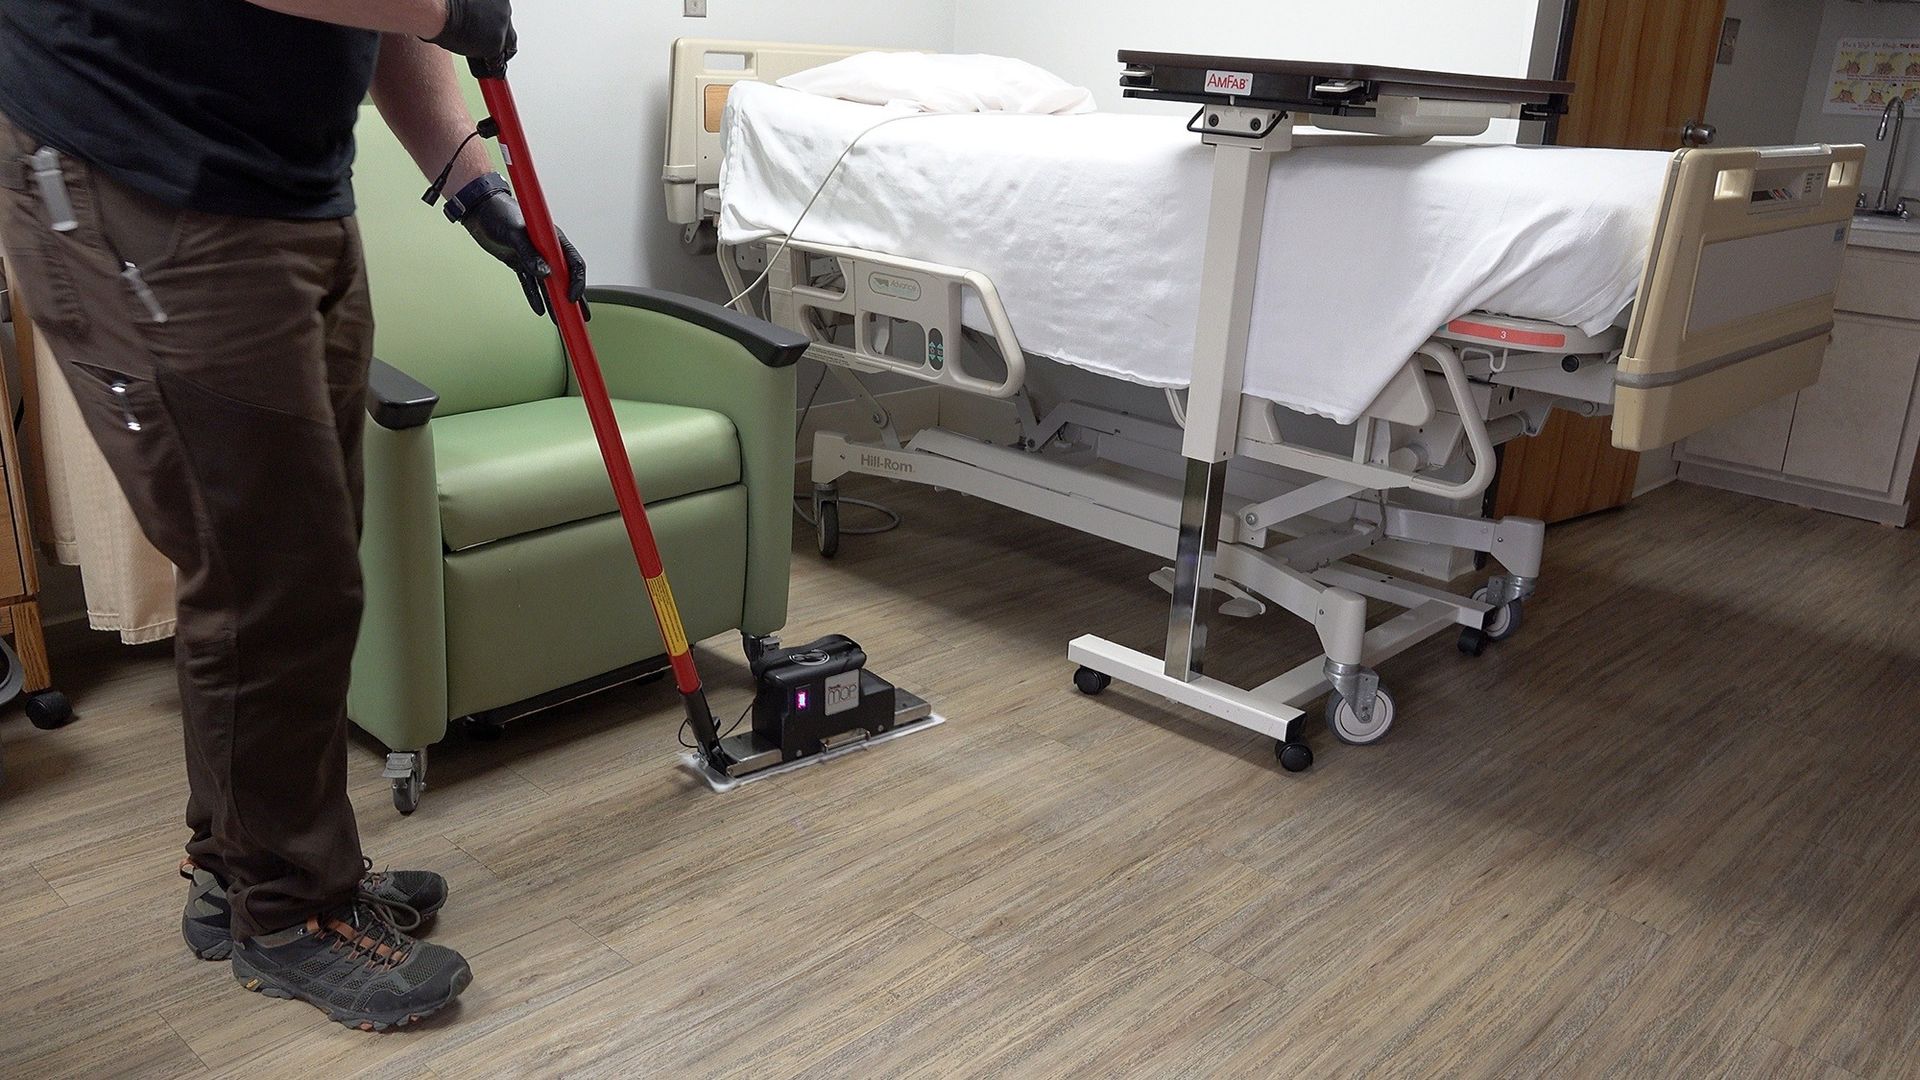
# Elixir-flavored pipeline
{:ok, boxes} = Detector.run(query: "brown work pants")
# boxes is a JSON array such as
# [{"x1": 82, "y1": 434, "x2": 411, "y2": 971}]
[{"x1": 0, "y1": 111, "x2": 370, "y2": 941}]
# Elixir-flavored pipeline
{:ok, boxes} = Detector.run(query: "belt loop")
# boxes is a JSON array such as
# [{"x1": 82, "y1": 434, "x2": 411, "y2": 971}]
[{"x1": 0, "y1": 155, "x2": 27, "y2": 194}]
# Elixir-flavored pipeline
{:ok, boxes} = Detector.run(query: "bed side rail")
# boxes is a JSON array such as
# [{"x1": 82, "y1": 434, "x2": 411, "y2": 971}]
[
  {"x1": 664, "y1": 38, "x2": 895, "y2": 226},
  {"x1": 1611, "y1": 143, "x2": 1866, "y2": 452},
  {"x1": 769, "y1": 240, "x2": 1028, "y2": 399}
]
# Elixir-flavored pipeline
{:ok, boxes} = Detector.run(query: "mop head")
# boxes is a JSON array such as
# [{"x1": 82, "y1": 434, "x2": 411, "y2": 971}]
[{"x1": 678, "y1": 714, "x2": 946, "y2": 793}]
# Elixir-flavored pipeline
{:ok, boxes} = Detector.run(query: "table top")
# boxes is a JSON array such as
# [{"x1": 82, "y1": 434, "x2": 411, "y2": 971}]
[{"x1": 1117, "y1": 50, "x2": 1572, "y2": 118}]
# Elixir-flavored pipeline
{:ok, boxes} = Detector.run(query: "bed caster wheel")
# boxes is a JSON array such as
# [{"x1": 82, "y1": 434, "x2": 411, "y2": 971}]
[
  {"x1": 384, "y1": 751, "x2": 426, "y2": 816},
  {"x1": 1470, "y1": 586, "x2": 1525, "y2": 643},
  {"x1": 814, "y1": 484, "x2": 841, "y2": 559},
  {"x1": 1325, "y1": 687, "x2": 1395, "y2": 746},
  {"x1": 24, "y1": 690, "x2": 73, "y2": 730},
  {"x1": 1073, "y1": 666, "x2": 1112, "y2": 696},
  {"x1": 1275, "y1": 740, "x2": 1314, "y2": 773},
  {"x1": 681, "y1": 220, "x2": 718, "y2": 256}
]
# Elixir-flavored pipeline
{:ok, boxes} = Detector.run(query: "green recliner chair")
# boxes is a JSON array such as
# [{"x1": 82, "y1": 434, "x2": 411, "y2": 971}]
[{"x1": 345, "y1": 95, "x2": 804, "y2": 813}]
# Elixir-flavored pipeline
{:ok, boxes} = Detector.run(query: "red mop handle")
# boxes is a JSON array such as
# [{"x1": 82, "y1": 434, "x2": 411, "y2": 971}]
[{"x1": 474, "y1": 74, "x2": 711, "y2": 716}]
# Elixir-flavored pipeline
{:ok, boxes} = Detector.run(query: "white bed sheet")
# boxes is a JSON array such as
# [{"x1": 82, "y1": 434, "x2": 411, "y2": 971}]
[{"x1": 719, "y1": 81, "x2": 1671, "y2": 424}]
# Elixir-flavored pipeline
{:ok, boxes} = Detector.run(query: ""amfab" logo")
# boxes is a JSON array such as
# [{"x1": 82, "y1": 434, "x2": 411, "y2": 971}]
[{"x1": 1205, "y1": 70, "x2": 1255, "y2": 95}]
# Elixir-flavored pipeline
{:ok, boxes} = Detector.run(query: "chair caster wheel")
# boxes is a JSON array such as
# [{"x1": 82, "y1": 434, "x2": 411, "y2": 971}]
[
  {"x1": 1073, "y1": 666, "x2": 1111, "y2": 695},
  {"x1": 1275, "y1": 740, "x2": 1314, "y2": 772},
  {"x1": 385, "y1": 750, "x2": 426, "y2": 816},
  {"x1": 392, "y1": 774, "x2": 422, "y2": 815},
  {"x1": 25, "y1": 690, "x2": 73, "y2": 730}
]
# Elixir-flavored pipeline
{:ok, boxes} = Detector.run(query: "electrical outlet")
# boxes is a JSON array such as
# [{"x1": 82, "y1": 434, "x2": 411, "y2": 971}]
[{"x1": 684, "y1": 0, "x2": 707, "y2": 16}]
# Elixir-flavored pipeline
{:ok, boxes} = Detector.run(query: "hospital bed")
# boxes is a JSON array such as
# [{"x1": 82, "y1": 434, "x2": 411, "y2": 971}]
[{"x1": 663, "y1": 39, "x2": 1864, "y2": 767}]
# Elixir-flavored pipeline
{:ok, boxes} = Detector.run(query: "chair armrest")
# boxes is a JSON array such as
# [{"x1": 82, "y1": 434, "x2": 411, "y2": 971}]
[
  {"x1": 584, "y1": 286, "x2": 808, "y2": 369},
  {"x1": 368, "y1": 358, "x2": 440, "y2": 430}
]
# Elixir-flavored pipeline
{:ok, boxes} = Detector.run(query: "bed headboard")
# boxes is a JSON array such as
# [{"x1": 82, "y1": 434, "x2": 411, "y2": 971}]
[
  {"x1": 1612, "y1": 143, "x2": 1866, "y2": 452},
  {"x1": 664, "y1": 38, "x2": 896, "y2": 226}
]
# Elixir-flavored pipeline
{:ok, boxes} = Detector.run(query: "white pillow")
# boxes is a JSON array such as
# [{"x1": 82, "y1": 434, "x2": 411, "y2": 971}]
[{"x1": 777, "y1": 52, "x2": 1097, "y2": 116}]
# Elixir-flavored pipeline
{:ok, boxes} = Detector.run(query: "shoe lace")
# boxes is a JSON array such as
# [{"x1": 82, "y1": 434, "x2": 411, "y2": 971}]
[{"x1": 321, "y1": 894, "x2": 423, "y2": 969}]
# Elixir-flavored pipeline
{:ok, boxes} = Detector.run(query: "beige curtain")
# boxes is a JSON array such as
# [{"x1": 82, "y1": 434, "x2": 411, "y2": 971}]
[{"x1": 4, "y1": 252, "x2": 176, "y2": 644}]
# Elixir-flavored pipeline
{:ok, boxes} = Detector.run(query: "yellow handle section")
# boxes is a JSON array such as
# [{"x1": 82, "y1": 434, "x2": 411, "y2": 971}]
[{"x1": 646, "y1": 574, "x2": 691, "y2": 657}]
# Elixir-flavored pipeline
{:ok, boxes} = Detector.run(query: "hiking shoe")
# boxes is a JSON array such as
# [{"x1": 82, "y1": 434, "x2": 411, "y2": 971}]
[
  {"x1": 231, "y1": 898, "x2": 472, "y2": 1031},
  {"x1": 181, "y1": 858, "x2": 449, "y2": 961}
]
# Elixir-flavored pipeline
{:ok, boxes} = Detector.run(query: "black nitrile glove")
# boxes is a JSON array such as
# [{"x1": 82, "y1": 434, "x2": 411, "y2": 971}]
[
  {"x1": 449, "y1": 174, "x2": 588, "y2": 318},
  {"x1": 427, "y1": 0, "x2": 517, "y2": 62}
]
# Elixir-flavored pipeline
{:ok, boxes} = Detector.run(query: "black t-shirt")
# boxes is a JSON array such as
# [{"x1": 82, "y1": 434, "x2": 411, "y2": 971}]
[{"x1": 0, "y1": 1, "x2": 380, "y2": 219}]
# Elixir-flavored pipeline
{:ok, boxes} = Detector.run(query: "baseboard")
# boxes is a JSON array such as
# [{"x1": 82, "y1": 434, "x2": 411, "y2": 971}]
[{"x1": 1677, "y1": 461, "x2": 1913, "y2": 527}]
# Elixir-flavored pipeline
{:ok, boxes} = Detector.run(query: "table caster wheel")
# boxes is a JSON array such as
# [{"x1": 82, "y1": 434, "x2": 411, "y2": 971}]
[
  {"x1": 1471, "y1": 586, "x2": 1525, "y2": 643},
  {"x1": 25, "y1": 689, "x2": 73, "y2": 730},
  {"x1": 1325, "y1": 687, "x2": 1395, "y2": 746},
  {"x1": 1275, "y1": 740, "x2": 1314, "y2": 772},
  {"x1": 1458, "y1": 627, "x2": 1489, "y2": 656},
  {"x1": 817, "y1": 497, "x2": 840, "y2": 559},
  {"x1": 1074, "y1": 666, "x2": 1112, "y2": 695}
]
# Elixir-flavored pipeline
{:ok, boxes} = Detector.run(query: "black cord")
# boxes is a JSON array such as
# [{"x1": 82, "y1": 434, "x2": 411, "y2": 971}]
[
  {"x1": 796, "y1": 365, "x2": 828, "y2": 434},
  {"x1": 680, "y1": 699, "x2": 753, "y2": 750},
  {"x1": 421, "y1": 128, "x2": 487, "y2": 207}
]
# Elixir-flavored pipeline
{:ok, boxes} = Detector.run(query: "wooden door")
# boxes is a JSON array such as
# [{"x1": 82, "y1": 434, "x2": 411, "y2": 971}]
[{"x1": 1494, "y1": 0, "x2": 1729, "y2": 523}]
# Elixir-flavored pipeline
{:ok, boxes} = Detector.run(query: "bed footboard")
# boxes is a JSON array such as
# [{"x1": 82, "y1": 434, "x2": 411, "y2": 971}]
[{"x1": 1612, "y1": 143, "x2": 1865, "y2": 452}]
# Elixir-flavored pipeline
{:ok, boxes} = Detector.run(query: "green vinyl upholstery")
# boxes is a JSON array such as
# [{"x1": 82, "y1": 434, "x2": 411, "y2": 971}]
[
  {"x1": 344, "y1": 88, "x2": 804, "y2": 771},
  {"x1": 433, "y1": 398, "x2": 741, "y2": 552}
]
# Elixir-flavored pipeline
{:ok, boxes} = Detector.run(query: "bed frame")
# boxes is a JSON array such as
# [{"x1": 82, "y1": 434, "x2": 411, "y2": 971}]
[{"x1": 663, "y1": 38, "x2": 1865, "y2": 766}]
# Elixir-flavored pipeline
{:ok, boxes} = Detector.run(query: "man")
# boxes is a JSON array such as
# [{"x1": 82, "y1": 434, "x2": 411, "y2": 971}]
[{"x1": 0, "y1": 0, "x2": 581, "y2": 1030}]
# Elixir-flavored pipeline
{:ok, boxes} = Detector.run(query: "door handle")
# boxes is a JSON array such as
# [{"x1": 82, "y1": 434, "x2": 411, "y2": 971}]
[{"x1": 1682, "y1": 119, "x2": 1717, "y2": 147}]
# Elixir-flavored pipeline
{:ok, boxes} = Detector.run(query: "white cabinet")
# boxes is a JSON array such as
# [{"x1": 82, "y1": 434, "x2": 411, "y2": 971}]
[{"x1": 1676, "y1": 243, "x2": 1920, "y2": 526}]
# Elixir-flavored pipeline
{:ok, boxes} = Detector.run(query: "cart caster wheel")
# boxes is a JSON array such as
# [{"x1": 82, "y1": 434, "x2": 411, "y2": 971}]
[
  {"x1": 1074, "y1": 666, "x2": 1112, "y2": 696},
  {"x1": 1458, "y1": 627, "x2": 1489, "y2": 657},
  {"x1": 1325, "y1": 687, "x2": 1396, "y2": 746},
  {"x1": 1275, "y1": 740, "x2": 1314, "y2": 772},
  {"x1": 24, "y1": 690, "x2": 72, "y2": 730},
  {"x1": 1470, "y1": 586, "x2": 1525, "y2": 643},
  {"x1": 817, "y1": 499, "x2": 840, "y2": 559}
]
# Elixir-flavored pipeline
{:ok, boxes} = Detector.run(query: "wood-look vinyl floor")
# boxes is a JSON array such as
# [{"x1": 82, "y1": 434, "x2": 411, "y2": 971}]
[{"x1": 1, "y1": 478, "x2": 1916, "y2": 1078}]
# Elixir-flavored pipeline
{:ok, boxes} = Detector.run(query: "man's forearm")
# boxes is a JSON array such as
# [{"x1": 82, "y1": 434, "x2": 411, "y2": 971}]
[
  {"x1": 370, "y1": 34, "x2": 495, "y2": 194},
  {"x1": 245, "y1": 0, "x2": 446, "y2": 37}
]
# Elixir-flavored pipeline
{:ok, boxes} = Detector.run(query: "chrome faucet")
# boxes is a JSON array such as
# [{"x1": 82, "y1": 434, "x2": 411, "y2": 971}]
[{"x1": 1863, "y1": 96, "x2": 1911, "y2": 218}]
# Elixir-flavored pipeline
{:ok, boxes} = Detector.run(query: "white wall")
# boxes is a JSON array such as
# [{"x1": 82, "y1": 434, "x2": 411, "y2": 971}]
[
  {"x1": 1705, "y1": 0, "x2": 1826, "y2": 146},
  {"x1": 1798, "y1": 0, "x2": 1920, "y2": 202},
  {"x1": 951, "y1": 0, "x2": 1551, "y2": 141},
  {"x1": 507, "y1": 2, "x2": 957, "y2": 300}
]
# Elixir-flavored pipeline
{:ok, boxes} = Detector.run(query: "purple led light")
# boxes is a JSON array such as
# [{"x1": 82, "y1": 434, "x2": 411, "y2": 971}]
[{"x1": 796, "y1": 689, "x2": 810, "y2": 710}]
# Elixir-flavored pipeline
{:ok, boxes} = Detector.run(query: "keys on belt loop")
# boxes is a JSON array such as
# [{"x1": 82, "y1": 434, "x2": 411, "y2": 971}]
[{"x1": 28, "y1": 148, "x2": 78, "y2": 233}]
